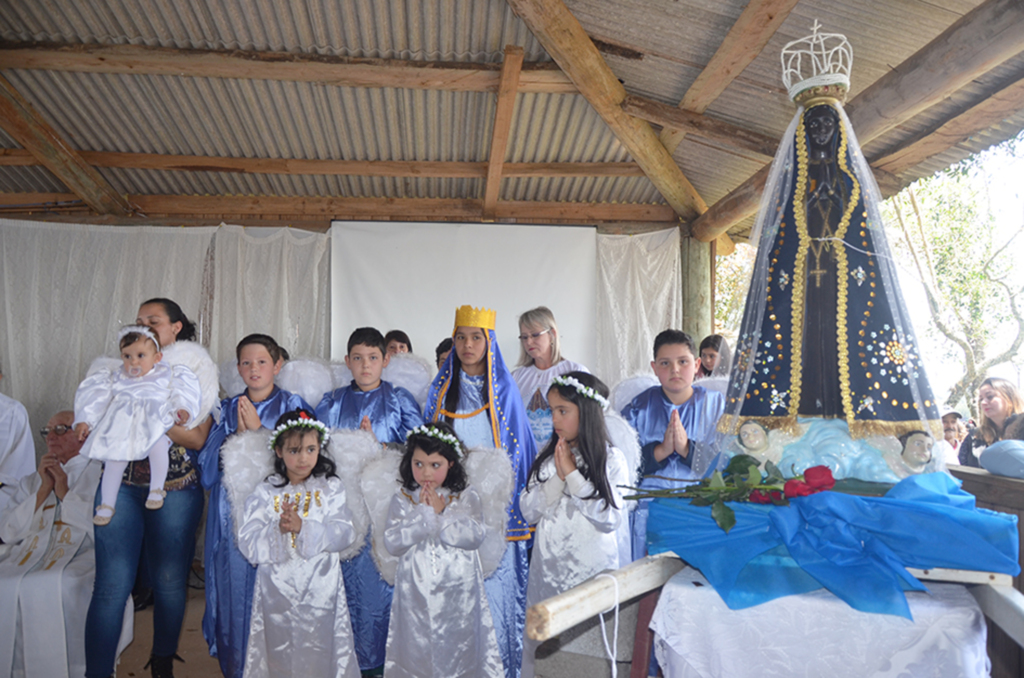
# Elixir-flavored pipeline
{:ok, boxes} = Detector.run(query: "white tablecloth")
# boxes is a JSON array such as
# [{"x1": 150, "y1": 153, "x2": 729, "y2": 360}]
[{"x1": 651, "y1": 567, "x2": 989, "y2": 678}]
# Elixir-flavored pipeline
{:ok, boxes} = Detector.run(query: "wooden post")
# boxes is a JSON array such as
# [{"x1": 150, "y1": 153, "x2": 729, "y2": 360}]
[{"x1": 681, "y1": 233, "x2": 713, "y2": 341}]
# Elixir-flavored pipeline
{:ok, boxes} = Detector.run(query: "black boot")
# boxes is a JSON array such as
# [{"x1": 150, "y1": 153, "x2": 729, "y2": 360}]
[{"x1": 144, "y1": 653, "x2": 182, "y2": 678}]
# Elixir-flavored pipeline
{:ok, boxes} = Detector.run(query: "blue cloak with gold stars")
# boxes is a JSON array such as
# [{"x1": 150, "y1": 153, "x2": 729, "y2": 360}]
[{"x1": 720, "y1": 100, "x2": 940, "y2": 438}]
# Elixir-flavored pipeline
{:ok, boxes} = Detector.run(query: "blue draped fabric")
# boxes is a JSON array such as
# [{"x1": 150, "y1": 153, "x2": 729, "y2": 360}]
[
  {"x1": 647, "y1": 473, "x2": 1020, "y2": 619},
  {"x1": 424, "y1": 328, "x2": 537, "y2": 678},
  {"x1": 197, "y1": 386, "x2": 310, "y2": 678},
  {"x1": 315, "y1": 380, "x2": 423, "y2": 670}
]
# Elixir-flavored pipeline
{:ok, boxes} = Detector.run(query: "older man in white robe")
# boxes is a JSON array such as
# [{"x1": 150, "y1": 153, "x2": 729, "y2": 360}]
[
  {"x1": 0, "y1": 410, "x2": 132, "y2": 678},
  {"x1": 0, "y1": 364, "x2": 37, "y2": 515}
]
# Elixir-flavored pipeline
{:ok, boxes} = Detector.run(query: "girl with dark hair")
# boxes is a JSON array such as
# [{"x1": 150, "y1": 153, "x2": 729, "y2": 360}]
[
  {"x1": 695, "y1": 334, "x2": 730, "y2": 380},
  {"x1": 237, "y1": 409, "x2": 359, "y2": 677},
  {"x1": 86, "y1": 298, "x2": 218, "y2": 678},
  {"x1": 197, "y1": 334, "x2": 310, "y2": 678},
  {"x1": 383, "y1": 422, "x2": 502, "y2": 677},
  {"x1": 518, "y1": 371, "x2": 630, "y2": 678}
]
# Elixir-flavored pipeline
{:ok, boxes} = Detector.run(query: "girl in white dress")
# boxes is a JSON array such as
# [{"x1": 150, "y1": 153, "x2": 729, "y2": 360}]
[
  {"x1": 237, "y1": 408, "x2": 360, "y2": 678},
  {"x1": 383, "y1": 422, "x2": 503, "y2": 678},
  {"x1": 519, "y1": 371, "x2": 630, "y2": 678},
  {"x1": 74, "y1": 325, "x2": 201, "y2": 525}
]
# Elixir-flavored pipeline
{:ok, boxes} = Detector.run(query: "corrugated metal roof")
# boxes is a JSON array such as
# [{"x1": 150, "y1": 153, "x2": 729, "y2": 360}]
[{"x1": 0, "y1": 0, "x2": 1020, "y2": 231}]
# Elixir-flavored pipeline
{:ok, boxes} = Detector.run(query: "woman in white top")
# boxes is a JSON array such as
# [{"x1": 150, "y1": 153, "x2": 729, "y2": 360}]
[{"x1": 510, "y1": 307, "x2": 590, "y2": 449}]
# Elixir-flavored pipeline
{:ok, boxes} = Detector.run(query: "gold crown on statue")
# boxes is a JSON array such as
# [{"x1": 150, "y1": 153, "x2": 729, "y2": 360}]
[
  {"x1": 454, "y1": 305, "x2": 496, "y2": 331},
  {"x1": 781, "y1": 20, "x2": 852, "y2": 104}
]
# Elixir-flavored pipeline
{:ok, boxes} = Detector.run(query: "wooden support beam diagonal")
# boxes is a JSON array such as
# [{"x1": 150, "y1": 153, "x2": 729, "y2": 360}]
[
  {"x1": 872, "y1": 74, "x2": 1024, "y2": 175},
  {"x1": 505, "y1": 0, "x2": 706, "y2": 220},
  {"x1": 484, "y1": 46, "x2": 524, "y2": 219},
  {"x1": 660, "y1": 0, "x2": 799, "y2": 154},
  {"x1": 690, "y1": 0, "x2": 1024, "y2": 242},
  {"x1": 0, "y1": 74, "x2": 131, "y2": 214},
  {"x1": 0, "y1": 41, "x2": 576, "y2": 94}
]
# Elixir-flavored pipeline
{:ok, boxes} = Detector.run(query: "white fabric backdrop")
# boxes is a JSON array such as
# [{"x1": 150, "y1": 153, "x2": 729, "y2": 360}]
[
  {"x1": 0, "y1": 219, "x2": 216, "y2": 459},
  {"x1": 596, "y1": 227, "x2": 683, "y2": 385},
  {"x1": 330, "y1": 221, "x2": 598, "y2": 372}
]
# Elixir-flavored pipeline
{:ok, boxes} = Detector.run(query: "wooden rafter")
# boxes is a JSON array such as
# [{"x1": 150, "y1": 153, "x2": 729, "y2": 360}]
[
  {"x1": 690, "y1": 0, "x2": 1024, "y2": 242},
  {"x1": 0, "y1": 74, "x2": 132, "y2": 215},
  {"x1": 872, "y1": 75, "x2": 1024, "y2": 175},
  {"x1": 484, "y1": 46, "x2": 525, "y2": 219},
  {"x1": 659, "y1": 0, "x2": 799, "y2": 154},
  {"x1": 0, "y1": 192, "x2": 677, "y2": 223},
  {"x1": 505, "y1": 0, "x2": 705, "y2": 221},
  {"x1": 0, "y1": 41, "x2": 575, "y2": 94},
  {"x1": 0, "y1": 148, "x2": 646, "y2": 178}
]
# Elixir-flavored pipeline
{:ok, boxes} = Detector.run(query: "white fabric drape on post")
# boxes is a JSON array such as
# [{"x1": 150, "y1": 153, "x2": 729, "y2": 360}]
[
  {"x1": 208, "y1": 225, "x2": 330, "y2": 364},
  {"x1": 0, "y1": 219, "x2": 216, "y2": 459},
  {"x1": 596, "y1": 227, "x2": 682, "y2": 386}
]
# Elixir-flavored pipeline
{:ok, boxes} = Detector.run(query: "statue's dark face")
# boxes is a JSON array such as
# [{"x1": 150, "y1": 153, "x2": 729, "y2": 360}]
[{"x1": 805, "y1": 106, "x2": 838, "y2": 151}]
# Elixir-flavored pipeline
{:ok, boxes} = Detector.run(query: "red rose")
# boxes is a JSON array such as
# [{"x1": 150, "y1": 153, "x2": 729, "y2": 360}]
[
  {"x1": 770, "y1": 490, "x2": 784, "y2": 502},
  {"x1": 749, "y1": 489, "x2": 772, "y2": 504},
  {"x1": 803, "y1": 466, "x2": 835, "y2": 490},
  {"x1": 784, "y1": 479, "x2": 814, "y2": 498}
]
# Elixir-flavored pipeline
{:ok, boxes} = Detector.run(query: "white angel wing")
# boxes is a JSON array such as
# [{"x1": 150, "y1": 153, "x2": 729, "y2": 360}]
[
  {"x1": 277, "y1": 357, "x2": 334, "y2": 410},
  {"x1": 220, "y1": 429, "x2": 275, "y2": 543},
  {"x1": 382, "y1": 353, "x2": 435, "y2": 408},
  {"x1": 219, "y1": 358, "x2": 245, "y2": 401},
  {"x1": 699, "y1": 375, "x2": 730, "y2": 398},
  {"x1": 464, "y1": 446, "x2": 513, "y2": 578},
  {"x1": 330, "y1": 362, "x2": 353, "y2": 390},
  {"x1": 326, "y1": 428, "x2": 380, "y2": 561},
  {"x1": 363, "y1": 448, "x2": 404, "y2": 585},
  {"x1": 610, "y1": 374, "x2": 659, "y2": 413},
  {"x1": 605, "y1": 411, "x2": 642, "y2": 506},
  {"x1": 161, "y1": 341, "x2": 220, "y2": 427}
]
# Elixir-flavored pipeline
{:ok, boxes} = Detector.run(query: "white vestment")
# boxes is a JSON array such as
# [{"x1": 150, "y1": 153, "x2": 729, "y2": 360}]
[
  {"x1": 518, "y1": 446, "x2": 630, "y2": 678},
  {"x1": 0, "y1": 455, "x2": 133, "y2": 678},
  {"x1": 0, "y1": 393, "x2": 37, "y2": 516},
  {"x1": 238, "y1": 475, "x2": 360, "y2": 678}
]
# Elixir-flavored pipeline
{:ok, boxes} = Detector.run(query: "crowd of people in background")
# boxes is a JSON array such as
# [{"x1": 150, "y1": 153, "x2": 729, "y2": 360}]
[{"x1": 0, "y1": 296, "x2": 1022, "y2": 678}]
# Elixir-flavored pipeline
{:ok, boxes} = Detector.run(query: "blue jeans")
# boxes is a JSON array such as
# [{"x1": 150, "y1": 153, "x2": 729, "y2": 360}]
[{"x1": 85, "y1": 483, "x2": 204, "y2": 678}]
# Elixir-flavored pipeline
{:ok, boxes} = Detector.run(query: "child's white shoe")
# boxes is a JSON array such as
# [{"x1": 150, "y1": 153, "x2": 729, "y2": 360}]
[
  {"x1": 94, "y1": 504, "x2": 115, "y2": 525},
  {"x1": 146, "y1": 489, "x2": 166, "y2": 510}
]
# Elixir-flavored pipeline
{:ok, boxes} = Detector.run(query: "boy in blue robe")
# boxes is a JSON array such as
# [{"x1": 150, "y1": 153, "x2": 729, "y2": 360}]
[
  {"x1": 315, "y1": 326, "x2": 423, "y2": 672},
  {"x1": 622, "y1": 329, "x2": 725, "y2": 560}
]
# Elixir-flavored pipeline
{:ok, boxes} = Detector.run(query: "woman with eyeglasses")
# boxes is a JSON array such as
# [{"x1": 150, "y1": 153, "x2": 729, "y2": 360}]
[{"x1": 511, "y1": 306, "x2": 591, "y2": 449}]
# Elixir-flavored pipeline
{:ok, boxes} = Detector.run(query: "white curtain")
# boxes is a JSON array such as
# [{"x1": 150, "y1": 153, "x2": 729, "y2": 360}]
[
  {"x1": 596, "y1": 227, "x2": 682, "y2": 385},
  {"x1": 208, "y1": 225, "x2": 330, "y2": 365},
  {"x1": 0, "y1": 219, "x2": 216, "y2": 459}
]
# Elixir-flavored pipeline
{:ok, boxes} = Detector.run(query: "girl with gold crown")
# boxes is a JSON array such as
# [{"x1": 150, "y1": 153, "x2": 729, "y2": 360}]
[{"x1": 424, "y1": 305, "x2": 537, "y2": 678}]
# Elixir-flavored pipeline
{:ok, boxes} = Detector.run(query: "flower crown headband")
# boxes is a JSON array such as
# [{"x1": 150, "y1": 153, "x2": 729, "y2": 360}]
[
  {"x1": 407, "y1": 424, "x2": 464, "y2": 458},
  {"x1": 269, "y1": 412, "x2": 330, "y2": 451},
  {"x1": 117, "y1": 324, "x2": 159, "y2": 347},
  {"x1": 551, "y1": 375, "x2": 609, "y2": 409}
]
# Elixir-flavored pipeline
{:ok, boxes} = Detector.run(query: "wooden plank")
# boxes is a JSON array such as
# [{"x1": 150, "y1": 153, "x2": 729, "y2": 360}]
[
  {"x1": 908, "y1": 567, "x2": 1012, "y2": 586},
  {"x1": 623, "y1": 93, "x2": 778, "y2": 160},
  {"x1": 630, "y1": 589, "x2": 660, "y2": 678},
  {"x1": 506, "y1": 0, "x2": 706, "y2": 220},
  {"x1": 971, "y1": 584, "x2": 1024, "y2": 649},
  {"x1": 0, "y1": 75, "x2": 132, "y2": 214},
  {"x1": 660, "y1": 0, "x2": 799, "y2": 153},
  {"x1": 0, "y1": 41, "x2": 576, "y2": 94},
  {"x1": 873, "y1": 75, "x2": 1024, "y2": 175},
  {"x1": 950, "y1": 466, "x2": 1024, "y2": 511},
  {"x1": 690, "y1": 0, "x2": 1024, "y2": 241},
  {"x1": 483, "y1": 46, "x2": 524, "y2": 219},
  {"x1": 525, "y1": 553, "x2": 684, "y2": 641}
]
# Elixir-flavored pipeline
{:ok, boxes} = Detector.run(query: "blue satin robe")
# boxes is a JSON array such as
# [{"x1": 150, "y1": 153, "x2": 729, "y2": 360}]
[
  {"x1": 425, "y1": 333, "x2": 537, "y2": 678},
  {"x1": 621, "y1": 384, "x2": 725, "y2": 561},
  {"x1": 198, "y1": 387, "x2": 310, "y2": 678},
  {"x1": 315, "y1": 381, "x2": 423, "y2": 670}
]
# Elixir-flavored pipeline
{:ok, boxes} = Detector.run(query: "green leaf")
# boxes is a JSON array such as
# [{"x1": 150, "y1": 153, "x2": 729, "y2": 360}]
[
  {"x1": 725, "y1": 454, "x2": 760, "y2": 476},
  {"x1": 764, "y1": 461, "x2": 784, "y2": 483},
  {"x1": 711, "y1": 499, "x2": 736, "y2": 533},
  {"x1": 746, "y1": 463, "x2": 762, "y2": 481},
  {"x1": 708, "y1": 471, "x2": 726, "y2": 489}
]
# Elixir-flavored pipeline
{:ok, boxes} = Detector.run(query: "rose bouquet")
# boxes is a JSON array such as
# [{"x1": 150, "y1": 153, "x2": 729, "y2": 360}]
[{"x1": 625, "y1": 454, "x2": 835, "y2": 532}]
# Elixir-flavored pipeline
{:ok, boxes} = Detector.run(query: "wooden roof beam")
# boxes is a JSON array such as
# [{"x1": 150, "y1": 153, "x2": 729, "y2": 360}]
[
  {"x1": 505, "y1": 0, "x2": 706, "y2": 221},
  {"x1": 483, "y1": 46, "x2": 524, "y2": 219},
  {"x1": 0, "y1": 41, "x2": 576, "y2": 94},
  {"x1": 0, "y1": 192, "x2": 677, "y2": 223},
  {"x1": 0, "y1": 74, "x2": 132, "y2": 214},
  {"x1": 690, "y1": 0, "x2": 1024, "y2": 242},
  {"x1": 0, "y1": 148, "x2": 646, "y2": 178},
  {"x1": 872, "y1": 74, "x2": 1024, "y2": 175},
  {"x1": 660, "y1": 0, "x2": 799, "y2": 154}
]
